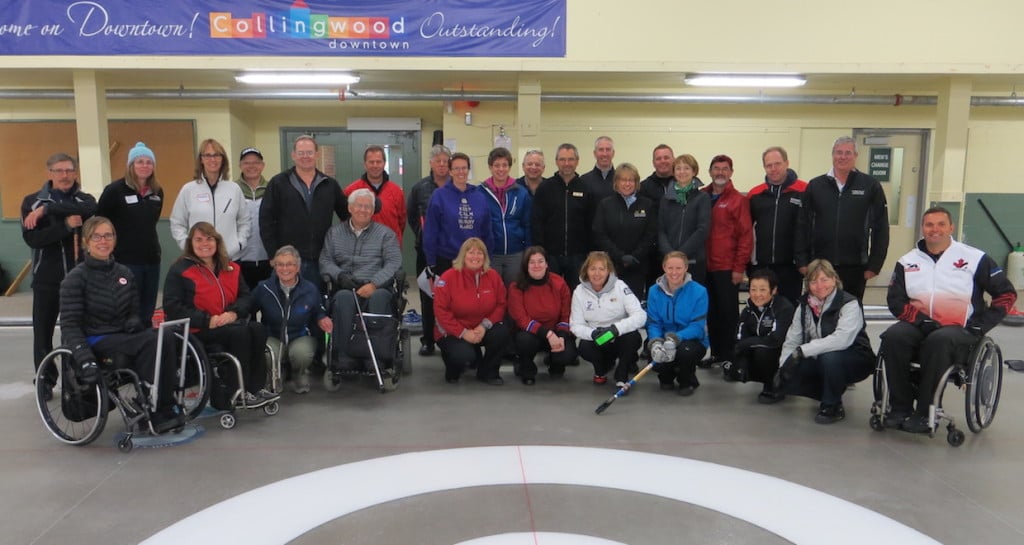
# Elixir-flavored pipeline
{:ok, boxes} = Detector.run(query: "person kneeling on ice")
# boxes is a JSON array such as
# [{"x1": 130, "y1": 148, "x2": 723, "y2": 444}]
[
  {"x1": 646, "y1": 251, "x2": 708, "y2": 396},
  {"x1": 724, "y1": 268, "x2": 794, "y2": 403}
]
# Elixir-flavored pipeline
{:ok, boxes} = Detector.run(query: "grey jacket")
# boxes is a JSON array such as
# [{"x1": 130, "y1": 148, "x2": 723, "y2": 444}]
[{"x1": 319, "y1": 220, "x2": 402, "y2": 289}]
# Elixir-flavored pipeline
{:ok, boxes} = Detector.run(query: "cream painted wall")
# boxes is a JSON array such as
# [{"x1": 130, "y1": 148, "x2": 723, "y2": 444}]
[{"x1": 965, "y1": 108, "x2": 1024, "y2": 193}]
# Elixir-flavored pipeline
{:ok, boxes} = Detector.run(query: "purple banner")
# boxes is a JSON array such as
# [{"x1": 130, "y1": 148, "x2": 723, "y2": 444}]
[{"x1": 0, "y1": 0, "x2": 566, "y2": 57}]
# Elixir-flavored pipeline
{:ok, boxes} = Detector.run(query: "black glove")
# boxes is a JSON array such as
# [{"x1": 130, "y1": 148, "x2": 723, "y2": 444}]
[
  {"x1": 337, "y1": 273, "x2": 358, "y2": 290},
  {"x1": 919, "y1": 319, "x2": 939, "y2": 335},
  {"x1": 78, "y1": 360, "x2": 100, "y2": 385},
  {"x1": 773, "y1": 353, "x2": 801, "y2": 392},
  {"x1": 622, "y1": 254, "x2": 640, "y2": 267}
]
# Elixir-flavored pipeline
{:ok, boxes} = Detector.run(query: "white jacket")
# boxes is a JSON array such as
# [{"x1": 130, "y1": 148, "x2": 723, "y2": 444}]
[
  {"x1": 170, "y1": 177, "x2": 251, "y2": 260},
  {"x1": 570, "y1": 274, "x2": 646, "y2": 340}
]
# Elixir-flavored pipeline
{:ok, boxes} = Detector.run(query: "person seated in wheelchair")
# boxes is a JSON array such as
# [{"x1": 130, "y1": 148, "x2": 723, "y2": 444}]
[
  {"x1": 776, "y1": 259, "x2": 875, "y2": 424},
  {"x1": 318, "y1": 188, "x2": 402, "y2": 372},
  {"x1": 253, "y1": 245, "x2": 332, "y2": 394},
  {"x1": 164, "y1": 222, "x2": 278, "y2": 407},
  {"x1": 59, "y1": 216, "x2": 184, "y2": 433},
  {"x1": 725, "y1": 268, "x2": 795, "y2": 404},
  {"x1": 879, "y1": 206, "x2": 1016, "y2": 433}
]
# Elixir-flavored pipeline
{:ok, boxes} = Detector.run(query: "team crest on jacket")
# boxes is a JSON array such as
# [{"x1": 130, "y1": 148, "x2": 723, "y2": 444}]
[
  {"x1": 759, "y1": 316, "x2": 776, "y2": 329},
  {"x1": 905, "y1": 263, "x2": 920, "y2": 272},
  {"x1": 118, "y1": 277, "x2": 128, "y2": 285},
  {"x1": 435, "y1": 279, "x2": 446, "y2": 288},
  {"x1": 953, "y1": 258, "x2": 969, "y2": 269}
]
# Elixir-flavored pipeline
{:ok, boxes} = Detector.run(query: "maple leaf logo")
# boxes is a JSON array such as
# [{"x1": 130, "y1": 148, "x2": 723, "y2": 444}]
[{"x1": 953, "y1": 258, "x2": 968, "y2": 269}]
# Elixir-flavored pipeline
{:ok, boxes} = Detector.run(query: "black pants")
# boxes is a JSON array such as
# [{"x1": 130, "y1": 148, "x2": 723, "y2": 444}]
[
  {"x1": 514, "y1": 330, "x2": 578, "y2": 378},
  {"x1": 733, "y1": 344, "x2": 782, "y2": 385},
  {"x1": 579, "y1": 330, "x2": 642, "y2": 382},
  {"x1": 438, "y1": 322, "x2": 512, "y2": 381},
  {"x1": 835, "y1": 265, "x2": 867, "y2": 302},
  {"x1": 416, "y1": 248, "x2": 436, "y2": 348},
  {"x1": 617, "y1": 262, "x2": 647, "y2": 299},
  {"x1": 92, "y1": 329, "x2": 178, "y2": 410},
  {"x1": 32, "y1": 284, "x2": 60, "y2": 371},
  {"x1": 239, "y1": 260, "x2": 273, "y2": 321},
  {"x1": 331, "y1": 288, "x2": 393, "y2": 369},
  {"x1": 655, "y1": 338, "x2": 706, "y2": 387},
  {"x1": 706, "y1": 270, "x2": 739, "y2": 360},
  {"x1": 784, "y1": 345, "x2": 875, "y2": 405},
  {"x1": 550, "y1": 253, "x2": 585, "y2": 290},
  {"x1": 196, "y1": 322, "x2": 268, "y2": 393},
  {"x1": 880, "y1": 321, "x2": 978, "y2": 415}
]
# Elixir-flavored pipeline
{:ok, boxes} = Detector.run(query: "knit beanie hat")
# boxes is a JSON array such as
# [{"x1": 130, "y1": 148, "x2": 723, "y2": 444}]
[{"x1": 127, "y1": 142, "x2": 155, "y2": 165}]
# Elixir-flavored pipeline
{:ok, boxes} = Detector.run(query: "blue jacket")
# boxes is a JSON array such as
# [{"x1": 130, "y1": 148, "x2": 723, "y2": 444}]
[
  {"x1": 423, "y1": 181, "x2": 493, "y2": 265},
  {"x1": 253, "y1": 275, "x2": 326, "y2": 344},
  {"x1": 481, "y1": 178, "x2": 532, "y2": 256},
  {"x1": 646, "y1": 273, "x2": 709, "y2": 347}
]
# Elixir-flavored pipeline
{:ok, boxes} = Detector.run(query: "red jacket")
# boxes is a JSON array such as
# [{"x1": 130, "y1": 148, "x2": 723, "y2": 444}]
[
  {"x1": 163, "y1": 258, "x2": 250, "y2": 333},
  {"x1": 508, "y1": 272, "x2": 572, "y2": 335},
  {"x1": 703, "y1": 181, "x2": 753, "y2": 273},
  {"x1": 345, "y1": 176, "x2": 407, "y2": 246},
  {"x1": 433, "y1": 266, "x2": 507, "y2": 340}
]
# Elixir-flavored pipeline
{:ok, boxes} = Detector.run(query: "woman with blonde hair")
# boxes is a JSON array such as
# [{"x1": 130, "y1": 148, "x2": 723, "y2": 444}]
[
  {"x1": 433, "y1": 237, "x2": 511, "y2": 385},
  {"x1": 776, "y1": 259, "x2": 875, "y2": 424},
  {"x1": 570, "y1": 251, "x2": 646, "y2": 389}
]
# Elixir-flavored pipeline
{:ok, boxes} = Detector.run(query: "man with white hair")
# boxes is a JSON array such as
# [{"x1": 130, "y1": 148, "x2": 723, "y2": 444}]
[{"x1": 320, "y1": 188, "x2": 403, "y2": 371}]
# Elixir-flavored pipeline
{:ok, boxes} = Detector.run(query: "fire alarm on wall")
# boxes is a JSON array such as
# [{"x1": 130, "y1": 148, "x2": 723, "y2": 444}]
[{"x1": 464, "y1": 112, "x2": 472, "y2": 125}]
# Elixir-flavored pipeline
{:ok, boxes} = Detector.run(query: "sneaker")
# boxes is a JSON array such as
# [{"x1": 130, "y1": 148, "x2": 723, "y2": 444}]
[
  {"x1": 814, "y1": 404, "x2": 846, "y2": 424},
  {"x1": 257, "y1": 388, "x2": 279, "y2": 401},
  {"x1": 151, "y1": 406, "x2": 186, "y2": 434},
  {"x1": 418, "y1": 343, "x2": 435, "y2": 356},
  {"x1": 521, "y1": 377, "x2": 536, "y2": 386},
  {"x1": 477, "y1": 376, "x2": 504, "y2": 386},
  {"x1": 592, "y1": 375, "x2": 607, "y2": 385},
  {"x1": 900, "y1": 414, "x2": 932, "y2": 434},
  {"x1": 883, "y1": 409, "x2": 911, "y2": 429},
  {"x1": 242, "y1": 392, "x2": 267, "y2": 407},
  {"x1": 403, "y1": 309, "x2": 423, "y2": 325},
  {"x1": 659, "y1": 382, "x2": 676, "y2": 391},
  {"x1": 677, "y1": 385, "x2": 696, "y2": 396},
  {"x1": 697, "y1": 357, "x2": 714, "y2": 369},
  {"x1": 757, "y1": 389, "x2": 785, "y2": 404}
]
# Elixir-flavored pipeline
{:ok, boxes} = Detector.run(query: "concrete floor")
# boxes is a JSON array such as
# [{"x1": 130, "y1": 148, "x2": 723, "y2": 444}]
[{"x1": 2, "y1": 307, "x2": 1024, "y2": 544}]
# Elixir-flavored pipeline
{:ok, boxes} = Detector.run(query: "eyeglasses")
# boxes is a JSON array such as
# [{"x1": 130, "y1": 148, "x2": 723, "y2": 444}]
[
  {"x1": 450, "y1": 166, "x2": 469, "y2": 172},
  {"x1": 89, "y1": 233, "x2": 115, "y2": 242},
  {"x1": 200, "y1": 153, "x2": 222, "y2": 159},
  {"x1": 294, "y1": 150, "x2": 316, "y2": 157},
  {"x1": 49, "y1": 168, "x2": 76, "y2": 175}
]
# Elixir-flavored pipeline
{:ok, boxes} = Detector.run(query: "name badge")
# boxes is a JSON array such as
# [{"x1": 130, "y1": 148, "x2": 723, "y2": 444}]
[
  {"x1": 789, "y1": 197, "x2": 802, "y2": 206},
  {"x1": 571, "y1": 192, "x2": 584, "y2": 197},
  {"x1": 851, "y1": 189, "x2": 865, "y2": 196},
  {"x1": 124, "y1": 195, "x2": 139, "y2": 204},
  {"x1": 633, "y1": 210, "x2": 647, "y2": 218},
  {"x1": 196, "y1": 193, "x2": 211, "y2": 202}
]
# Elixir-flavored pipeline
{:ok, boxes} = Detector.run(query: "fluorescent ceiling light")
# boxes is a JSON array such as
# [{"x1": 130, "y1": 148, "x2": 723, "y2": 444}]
[
  {"x1": 684, "y1": 74, "x2": 806, "y2": 88},
  {"x1": 235, "y1": 72, "x2": 360, "y2": 86}
]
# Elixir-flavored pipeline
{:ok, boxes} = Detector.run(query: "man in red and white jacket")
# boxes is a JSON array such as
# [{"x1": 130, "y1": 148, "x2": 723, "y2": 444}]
[
  {"x1": 880, "y1": 206, "x2": 1016, "y2": 433},
  {"x1": 702, "y1": 154, "x2": 753, "y2": 367}
]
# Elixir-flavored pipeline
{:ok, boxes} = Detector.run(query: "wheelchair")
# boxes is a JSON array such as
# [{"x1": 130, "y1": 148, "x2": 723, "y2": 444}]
[
  {"x1": 34, "y1": 318, "x2": 206, "y2": 453},
  {"x1": 321, "y1": 271, "x2": 412, "y2": 393},
  {"x1": 869, "y1": 335, "x2": 1003, "y2": 447},
  {"x1": 186, "y1": 336, "x2": 281, "y2": 430}
]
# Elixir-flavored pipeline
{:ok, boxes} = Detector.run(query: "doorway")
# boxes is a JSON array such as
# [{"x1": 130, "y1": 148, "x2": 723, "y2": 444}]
[
  {"x1": 852, "y1": 129, "x2": 929, "y2": 287},
  {"x1": 280, "y1": 128, "x2": 422, "y2": 267}
]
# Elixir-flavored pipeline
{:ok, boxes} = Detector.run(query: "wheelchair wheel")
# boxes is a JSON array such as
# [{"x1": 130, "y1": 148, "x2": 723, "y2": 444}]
[
  {"x1": 263, "y1": 401, "x2": 280, "y2": 416},
  {"x1": 965, "y1": 337, "x2": 1002, "y2": 433},
  {"x1": 947, "y1": 428, "x2": 965, "y2": 447},
  {"x1": 177, "y1": 336, "x2": 211, "y2": 421},
  {"x1": 35, "y1": 348, "x2": 109, "y2": 446},
  {"x1": 117, "y1": 436, "x2": 134, "y2": 453}
]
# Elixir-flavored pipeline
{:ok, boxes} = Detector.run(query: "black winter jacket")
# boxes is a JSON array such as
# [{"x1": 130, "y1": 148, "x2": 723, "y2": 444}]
[
  {"x1": 531, "y1": 174, "x2": 591, "y2": 256},
  {"x1": 96, "y1": 178, "x2": 163, "y2": 265},
  {"x1": 657, "y1": 186, "x2": 711, "y2": 263},
  {"x1": 260, "y1": 167, "x2": 349, "y2": 261},
  {"x1": 21, "y1": 181, "x2": 97, "y2": 288},
  {"x1": 735, "y1": 296, "x2": 795, "y2": 352},
  {"x1": 59, "y1": 255, "x2": 142, "y2": 364},
  {"x1": 592, "y1": 194, "x2": 657, "y2": 270},
  {"x1": 747, "y1": 169, "x2": 806, "y2": 267},
  {"x1": 795, "y1": 170, "x2": 889, "y2": 271}
]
